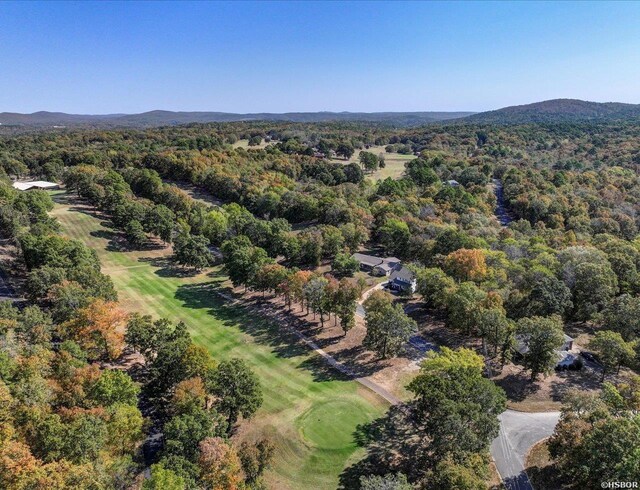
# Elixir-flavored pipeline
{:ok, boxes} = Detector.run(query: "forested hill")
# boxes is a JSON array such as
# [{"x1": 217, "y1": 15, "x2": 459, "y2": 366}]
[
  {"x1": 6, "y1": 99, "x2": 640, "y2": 129},
  {"x1": 460, "y1": 98, "x2": 640, "y2": 124},
  {"x1": 0, "y1": 110, "x2": 474, "y2": 128}
]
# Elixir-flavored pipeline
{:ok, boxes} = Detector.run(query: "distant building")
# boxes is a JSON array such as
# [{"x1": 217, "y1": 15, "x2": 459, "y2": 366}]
[
  {"x1": 444, "y1": 179, "x2": 460, "y2": 187},
  {"x1": 351, "y1": 253, "x2": 416, "y2": 293},
  {"x1": 351, "y1": 253, "x2": 401, "y2": 277},
  {"x1": 12, "y1": 181, "x2": 59, "y2": 191}
]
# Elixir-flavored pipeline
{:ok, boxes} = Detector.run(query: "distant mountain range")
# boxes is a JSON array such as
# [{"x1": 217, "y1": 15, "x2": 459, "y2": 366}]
[
  {"x1": 2, "y1": 99, "x2": 640, "y2": 129},
  {"x1": 0, "y1": 110, "x2": 473, "y2": 128},
  {"x1": 461, "y1": 99, "x2": 640, "y2": 124}
]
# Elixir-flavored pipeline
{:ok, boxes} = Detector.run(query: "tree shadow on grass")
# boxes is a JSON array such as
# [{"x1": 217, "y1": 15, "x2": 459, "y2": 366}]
[
  {"x1": 138, "y1": 256, "x2": 200, "y2": 278},
  {"x1": 494, "y1": 371, "x2": 542, "y2": 402},
  {"x1": 67, "y1": 205, "x2": 117, "y2": 230},
  {"x1": 297, "y1": 355, "x2": 353, "y2": 383},
  {"x1": 550, "y1": 367, "x2": 601, "y2": 402},
  {"x1": 339, "y1": 404, "x2": 423, "y2": 489},
  {"x1": 89, "y1": 228, "x2": 128, "y2": 252},
  {"x1": 174, "y1": 281, "x2": 315, "y2": 362}
]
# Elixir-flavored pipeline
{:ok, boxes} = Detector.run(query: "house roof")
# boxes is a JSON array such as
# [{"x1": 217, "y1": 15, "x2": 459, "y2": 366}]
[
  {"x1": 352, "y1": 253, "x2": 384, "y2": 267},
  {"x1": 12, "y1": 181, "x2": 58, "y2": 191},
  {"x1": 515, "y1": 333, "x2": 574, "y2": 356},
  {"x1": 390, "y1": 266, "x2": 414, "y2": 283},
  {"x1": 375, "y1": 262, "x2": 396, "y2": 273}
]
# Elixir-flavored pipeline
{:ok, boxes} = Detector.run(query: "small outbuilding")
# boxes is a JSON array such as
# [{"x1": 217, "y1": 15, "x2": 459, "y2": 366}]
[{"x1": 12, "y1": 181, "x2": 59, "y2": 191}]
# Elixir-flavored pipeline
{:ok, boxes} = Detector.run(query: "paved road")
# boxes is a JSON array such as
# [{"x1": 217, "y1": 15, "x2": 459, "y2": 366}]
[
  {"x1": 492, "y1": 178, "x2": 515, "y2": 226},
  {"x1": 355, "y1": 281, "x2": 388, "y2": 318},
  {"x1": 0, "y1": 268, "x2": 16, "y2": 300},
  {"x1": 491, "y1": 410, "x2": 560, "y2": 490}
]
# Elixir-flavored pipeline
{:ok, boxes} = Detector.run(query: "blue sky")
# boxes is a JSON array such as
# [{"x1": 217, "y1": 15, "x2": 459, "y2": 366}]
[{"x1": 1, "y1": 1, "x2": 640, "y2": 113}]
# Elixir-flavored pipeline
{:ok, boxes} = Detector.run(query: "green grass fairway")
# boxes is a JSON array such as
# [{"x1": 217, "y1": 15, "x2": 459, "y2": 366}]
[{"x1": 50, "y1": 193, "x2": 387, "y2": 490}]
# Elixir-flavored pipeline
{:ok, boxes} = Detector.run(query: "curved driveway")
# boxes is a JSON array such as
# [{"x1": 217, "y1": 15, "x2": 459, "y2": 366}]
[{"x1": 491, "y1": 410, "x2": 561, "y2": 490}]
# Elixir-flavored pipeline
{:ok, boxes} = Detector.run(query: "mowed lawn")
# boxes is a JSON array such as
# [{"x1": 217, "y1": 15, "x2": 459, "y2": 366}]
[
  {"x1": 330, "y1": 145, "x2": 415, "y2": 181},
  {"x1": 50, "y1": 193, "x2": 388, "y2": 490}
]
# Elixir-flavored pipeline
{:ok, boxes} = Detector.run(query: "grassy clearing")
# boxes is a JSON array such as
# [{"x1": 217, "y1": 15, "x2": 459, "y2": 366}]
[
  {"x1": 233, "y1": 138, "x2": 272, "y2": 150},
  {"x1": 49, "y1": 193, "x2": 388, "y2": 490},
  {"x1": 330, "y1": 145, "x2": 414, "y2": 181}
]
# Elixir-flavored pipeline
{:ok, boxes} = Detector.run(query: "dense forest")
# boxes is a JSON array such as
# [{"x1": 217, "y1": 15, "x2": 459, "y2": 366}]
[{"x1": 1, "y1": 118, "x2": 640, "y2": 488}]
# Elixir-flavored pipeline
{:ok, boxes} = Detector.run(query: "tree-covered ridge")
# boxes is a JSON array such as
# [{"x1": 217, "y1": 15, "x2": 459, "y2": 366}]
[{"x1": 2, "y1": 118, "x2": 640, "y2": 487}]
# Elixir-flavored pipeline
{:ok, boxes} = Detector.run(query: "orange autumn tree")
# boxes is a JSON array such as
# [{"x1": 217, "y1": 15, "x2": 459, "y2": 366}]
[
  {"x1": 172, "y1": 377, "x2": 207, "y2": 415},
  {"x1": 289, "y1": 270, "x2": 313, "y2": 312},
  {"x1": 198, "y1": 437, "x2": 244, "y2": 490},
  {"x1": 444, "y1": 248, "x2": 488, "y2": 283},
  {"x1": 62, "y1": 299, "x2": 128, "y2": 361}
]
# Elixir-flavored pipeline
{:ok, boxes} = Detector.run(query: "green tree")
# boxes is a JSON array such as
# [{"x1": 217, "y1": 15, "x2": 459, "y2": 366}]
[
  {"x1": 201, "y1": 208, "x2": 229, "y2": 246},
  {"x1": 336, "y1": 142, "x2": 355, "y2": 160},
  {"x1": 239, "y1": 439, "x2": 275, "y2": 487},
  {"x1": 445, "y1": 282, "x2": 486, "y2": 335},
  {"x1": 221, "y1": 236, "x2": 272, "y2": 288},
  {"x1": 589, "y1": 330, "x2": 636, "y2": 381},
  {"x1": 572, "y1": 262, "x2": 618, "y2": 321},
  {"x1": 143, "y1": 463, "x2": 186, "y2": 490},
  {"x1": 408, "y1": 348, "x2": 506, "y2": 463},
  {"x1": 602, "y1": 294, "x2": 640, "y2": 341},
  {"x1": 522, "y1": 273, "x2": 573, "y2": 318},
  {"x1": 89, "y1": 369, "x2": 140, "y2": 407},
  {"x1": 163, "y1": 406, "x2": 226, "y2": 461},
  {"x1": 173, "y1": 232, "x2": 211, "y2": 271},
  {"x1": 334, "y1": 278, "x2": 360, "y2": 334},
  {"x1": 516, "y1": 316, "x2": 565, "y2": 380},
  {"x1": 145, "y1": 204, "x2": 175, "y2": 244},
  {"x1": 209, "y1": 358, "x2": 263, "y2": 431},
  {"x1": 378, "y1": 219, "x2": 411, "y2": 257},
  {"x1": 363, "y1": 291, "x2": 417, "y2": 358},
  {"x1": 332, "y1": 252, "x2": 359, "y2": 277},
  {"x1": 414, "y1": 266, "x2": 455, "y2": 309},
  {"x1": 125, "y1": 219, "x2": 147, "y2": 249},
  {"x1": 476, "y1": 308, "x2": 514, "y2": 358},
  {"x1": 359, "y1": 151, "x2": 379, "y2": 172},
  {"x1": 405, "y1": 158, "x2": 439, "y2": 186},
  {"x1": 549, "y1": 385, "x2": 640, "y2": 488},
  {"x1": 304, "y1": 276, "x2": 329, "y2": 324}
]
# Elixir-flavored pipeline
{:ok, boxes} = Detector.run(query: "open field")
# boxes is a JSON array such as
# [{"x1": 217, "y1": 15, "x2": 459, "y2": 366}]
[
  {"x1": 50, "y1": 193, "x2": 388, "y2": 490},
  {"x1": 233, "y1": 138, "x2": 272, "y2": 150},
  {"x1": 330, "y1": 145, "x2": 414, "y2": 181}
]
